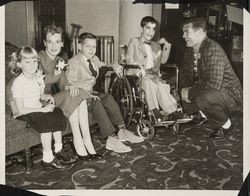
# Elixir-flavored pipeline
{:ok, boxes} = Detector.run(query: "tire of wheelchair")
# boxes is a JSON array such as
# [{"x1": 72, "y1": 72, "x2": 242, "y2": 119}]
[
  {"x1": 108, "y1": 75, "x2": 134, "y2": 127},
  {"x1": 137, "y1": 119, "x2": 156, "y2": 140}
]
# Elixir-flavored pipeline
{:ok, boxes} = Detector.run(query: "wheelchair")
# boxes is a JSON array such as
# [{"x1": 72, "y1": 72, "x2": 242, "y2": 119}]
[{"x1": 108, "y1": 64, "x2": 192, "y2": 140}]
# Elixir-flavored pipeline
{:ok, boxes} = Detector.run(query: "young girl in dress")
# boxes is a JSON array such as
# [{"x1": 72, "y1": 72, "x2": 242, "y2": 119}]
[
  {"x1": 10, "y1": 46, "x2": 68, "y2": 169},
  {"x1": 38, "y1": 24, "x2": 102, "y2": 161}
]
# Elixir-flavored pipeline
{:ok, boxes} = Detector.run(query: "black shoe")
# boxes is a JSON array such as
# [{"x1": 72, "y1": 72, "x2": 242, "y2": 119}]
[
  {"x1": 152, "y1": 109, "x2": 164, "y2": 119},
  {"x1": 167, "y1": 111, "x2": 185, "y2": 121},
  {"x1": 41, "y1": 157, "x2": 67, "y2": 169},
  {"x1": 78, "y1": 154, "x2": 92, "y2": 161},
  {"x1": 54, "y1": 150, "x2": 77, "y2": 164},
  {"x1": 190, "y1": 112, "x2": 207, "y2": 125},
  {"x1": 209, "y1": 125, "x2": 233, "y2": 139},
  {"x1": 209, "y1": 128, "x2": 224, "y2": 139},
  {"x1": 89, "y1": 153, "x2": 103, "y2": 160}
]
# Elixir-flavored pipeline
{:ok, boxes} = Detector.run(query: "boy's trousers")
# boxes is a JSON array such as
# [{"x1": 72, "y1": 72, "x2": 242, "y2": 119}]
[
  {"x1": 142, "y1": 77, "x2": 177, "y2": 114},
  {"x1": 88, "y1": 93, "x2": 125, "y2": 138}
]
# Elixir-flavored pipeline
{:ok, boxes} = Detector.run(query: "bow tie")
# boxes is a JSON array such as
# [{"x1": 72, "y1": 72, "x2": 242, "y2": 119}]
[{"x1": 143, "y1": 41, "x2": 151, "y2": 45}]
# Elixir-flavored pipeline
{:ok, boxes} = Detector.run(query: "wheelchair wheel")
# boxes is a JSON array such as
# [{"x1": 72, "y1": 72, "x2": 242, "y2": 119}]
[
  {"x1": 109, "y1": 76, "x2": 134, "y2": 127},
  {"x1": 137, "y1": 119, "x2": 155, "y2": 140}
]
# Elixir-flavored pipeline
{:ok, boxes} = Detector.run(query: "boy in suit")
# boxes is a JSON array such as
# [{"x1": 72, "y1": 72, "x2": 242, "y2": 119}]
[
  {"x1": 125, "y1": 16, "x2": 181, "y2": 119},
  {"x1": 66, "y1": 32, "x2": 144, "y2": 153}
]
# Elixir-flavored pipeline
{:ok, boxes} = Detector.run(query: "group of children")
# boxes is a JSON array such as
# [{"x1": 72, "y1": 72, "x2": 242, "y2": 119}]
[{"x1": 9, "y1": 16, "x2": 178, "y2": 169}]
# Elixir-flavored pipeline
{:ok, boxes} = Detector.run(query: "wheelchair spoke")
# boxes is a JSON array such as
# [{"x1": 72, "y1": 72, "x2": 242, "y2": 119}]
[{"x1": 109, "y1": 76, "x2": 134, "y2": 127}]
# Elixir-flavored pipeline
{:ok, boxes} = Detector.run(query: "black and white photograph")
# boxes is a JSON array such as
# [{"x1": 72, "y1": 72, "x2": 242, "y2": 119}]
[{"x1": 1, "y1": 0, "x2": 249, "y2": 195}]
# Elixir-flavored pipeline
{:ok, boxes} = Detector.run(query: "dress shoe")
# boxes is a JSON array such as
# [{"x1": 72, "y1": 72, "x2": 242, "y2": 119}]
[
  {"x1": 106, "y1": 136, "x2": 132, "y2": 153},
  {"x1": 54, "y1": 149, "x2": 77, "y2": 164},
  {"x1": 78, "y1": 154, "x2": 92, "y2": 161},
  {"x1": 209, "y1": 124, "x2": 233, "y2": 139},
  {"x1": 117, "y1": 128, "x2": 144, "y2": 143},
  {"x1": 152, "y1": 108, "x2": 164, "y2": 119},
  {"x1": 190, "y1": 112, "x2": 207, "y2": 126},
  {"x1": 167, "y1": 111, "x2": 185, "y2": 121},
  {"x1": 41, "y1": 157, "x2": 67, "y2": 169},
  {"x1": 89, "y1": 153, "x2": 103, "y2": 160}
]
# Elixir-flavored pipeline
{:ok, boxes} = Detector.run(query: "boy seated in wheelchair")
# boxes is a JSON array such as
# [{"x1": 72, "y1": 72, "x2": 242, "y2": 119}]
[{"x1": 125, "y1": 16, "x2": 183, "y2": 120}]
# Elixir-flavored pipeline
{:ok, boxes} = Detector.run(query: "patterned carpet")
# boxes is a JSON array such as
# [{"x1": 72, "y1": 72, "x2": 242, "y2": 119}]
[{"x1": 6, "y1": 113, "x2": 243, "y2": 190}]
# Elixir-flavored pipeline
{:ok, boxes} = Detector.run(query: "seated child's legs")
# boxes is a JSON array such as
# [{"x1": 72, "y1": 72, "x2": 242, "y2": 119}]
[
  {"x1": 41, "y1": 131, "x2": 64, "y2": 163},
  {"x1": 157, "y1": 82, "x2": 177, "y2": 114},
  {"x1": 89, "y1": 98, "x2": 117, "y2": 138},
  {"x1": 41, "y1": 132, "x2": 53, "y2": 162},
  {"x1": 40, "y1": 131, "x2": 68, "y2": 169},
  {"x1": 98, "y1": 93, "x2": 125, "y2": 127},
  {"x1": 78, "y1": 100, "x2": 96, "y2": 155},
  {"x1": 17, "y1": 109, "x2": 69, "y2": 168},
  {"x1": 53, "y1": 131, "x2": 63, "y2": 153},
  {"x1": 53, "y1": 89, "x2": 90, "y2": 118},
  {"x1": 142, "y1": 77, "x2": 159, "y2": 111},
  {"x1": 69, "y1": 105, "x2": 89, "y2": 156}
]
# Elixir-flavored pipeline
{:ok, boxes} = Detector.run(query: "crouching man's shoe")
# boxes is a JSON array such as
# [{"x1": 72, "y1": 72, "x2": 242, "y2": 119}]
[
  {"x1": 106, "y1": 135, "x2": 132, "y2": 153},
  {"x1": 117, "y1": 128, "x2": 144, "y2": 143},
  {"x1": 54, "y1": 149, "x2": 77, "y2": 164},
  {"x1": 41, "y1": 157, "x2": 67, "y2": 169},
  {"x1": 209, "y1": 125, "x2": 233, "y2": 139},
  {"x1": 190, "y1": 112, "x2": 207, "y2": 126}
]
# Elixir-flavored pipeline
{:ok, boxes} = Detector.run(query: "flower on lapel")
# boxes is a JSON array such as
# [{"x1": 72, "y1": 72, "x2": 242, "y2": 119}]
[
  {"x1": 35, "y1": 69, "x2": 45, "y2": 89},
  {"x1": 54, "y1": 57, "x2": 69, "y2": 75}
]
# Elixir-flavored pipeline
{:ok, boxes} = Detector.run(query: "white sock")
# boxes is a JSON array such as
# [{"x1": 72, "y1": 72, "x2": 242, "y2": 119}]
[
  {"x1": 222, "y1": 119, "x2": 232, "y2": 129},
  {"x1": 54, "y1": 143, "x2": 63, "y2": 153},
  {"x1": 199, "y1": 111, "x2": 207, "y2": 118},
  {"x1": 42, "y1": 150, "x2": 54, "y2": 163}
]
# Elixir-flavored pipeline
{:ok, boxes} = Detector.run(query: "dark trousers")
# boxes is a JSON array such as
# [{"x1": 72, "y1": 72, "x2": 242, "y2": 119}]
[
  {"x1": 183, "y1": 90, "x2": 230, "y2": 129},
  {"x1": 88, "y1": 93, "x2": 125, "y2": 138}
]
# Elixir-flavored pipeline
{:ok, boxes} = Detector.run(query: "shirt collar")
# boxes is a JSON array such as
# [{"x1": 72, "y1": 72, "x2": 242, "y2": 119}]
[{"x1": 80, "y1": 53, "x2": 90, "y2": 64}]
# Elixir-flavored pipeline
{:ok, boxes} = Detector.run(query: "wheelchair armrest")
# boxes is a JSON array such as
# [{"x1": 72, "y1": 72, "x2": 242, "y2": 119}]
[
  {"x1": 160, "y1": 64, "x2": 179, "y2": 73},
  {"x1": 160, "y1": 64, "x2": 179, "y2": 91},
  {"x1": 120, "y1": 63, "x2": 141, "y2": 69}
]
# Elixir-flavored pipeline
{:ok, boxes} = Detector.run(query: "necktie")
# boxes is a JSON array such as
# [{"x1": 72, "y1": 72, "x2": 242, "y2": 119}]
[
  {"x1": 193, "y1": 53, "x2": 199, "y2": 81},
  {"x1": 143, "y1": 41, "x2": 151, "y2": 45},
  {"x1": 87, "y1": 59, "x2": 97, "y2": 77}
]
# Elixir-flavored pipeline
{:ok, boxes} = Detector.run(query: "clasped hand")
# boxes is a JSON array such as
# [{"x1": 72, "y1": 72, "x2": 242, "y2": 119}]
[
  {"x1": 41, "y1": 94, "x2": 55, "y2": 112},
  {"x1": 69, "y1": 86, "x2": 79, "y2": 97},
  {"x1": 112, "y1": 63, "x2": 123, "y2": 78},
  {"x1": 42, "y1": 103, "x2": 55, "y2": 112},
  {"x1": 42, "y1": 94, "x2": 55, "y2": 104},
  {"x1": 158, "y1": 38, "x2": 171, "y2": 51},
  {"x1": 181, "y1": 87, "x2": 191, "y2": 103}
]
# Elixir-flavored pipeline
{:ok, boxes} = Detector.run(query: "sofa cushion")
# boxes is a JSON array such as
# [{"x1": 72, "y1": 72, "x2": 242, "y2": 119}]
[
  {"x1": 5, "y1": 114, "x2": 28, "y2": 136},
  {"x1": 6, "y1": 78, "x2": 19, "y2": 117}
]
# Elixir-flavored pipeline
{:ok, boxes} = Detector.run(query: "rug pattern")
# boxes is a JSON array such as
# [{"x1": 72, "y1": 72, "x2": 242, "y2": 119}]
[{"x1": 6, "y1": 114, "x2": 243, "y2": 190}]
